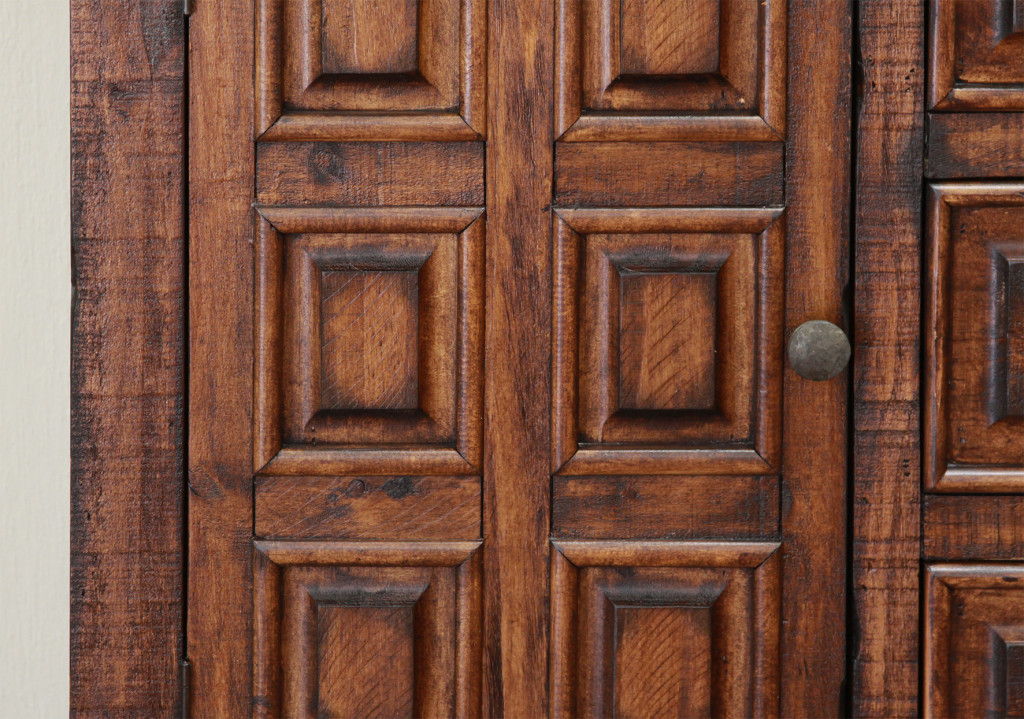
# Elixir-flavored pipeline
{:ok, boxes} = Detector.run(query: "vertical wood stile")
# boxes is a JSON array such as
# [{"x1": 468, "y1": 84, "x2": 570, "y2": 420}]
[
  {"x1": 782, "y1": 0, "x2": 851, "y2": 714},
  {"x1": 851, "y1": 2, "x2": 925, "y2": 716},
  {"x1": 187, "y1": 0, "x2": 255, "y2": 714},
  {"x1": 483, "y1": 0, "x2": 554, "y2": 714}
]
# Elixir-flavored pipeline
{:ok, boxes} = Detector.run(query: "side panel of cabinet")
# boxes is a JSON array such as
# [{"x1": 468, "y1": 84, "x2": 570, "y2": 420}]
[{"x1": 920, "y1": 4, "x2": 1024, "y2": 719}]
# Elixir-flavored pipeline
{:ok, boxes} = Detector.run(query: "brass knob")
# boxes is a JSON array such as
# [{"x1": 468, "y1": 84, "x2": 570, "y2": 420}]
[{"x1": 787, "y1": 320, "x2": 850, "y2": 380}]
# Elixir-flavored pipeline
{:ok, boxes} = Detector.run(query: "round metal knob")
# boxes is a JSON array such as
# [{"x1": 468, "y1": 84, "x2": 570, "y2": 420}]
[{"x1": 787, "y1": 320, "x2": 851, "y2": 380}]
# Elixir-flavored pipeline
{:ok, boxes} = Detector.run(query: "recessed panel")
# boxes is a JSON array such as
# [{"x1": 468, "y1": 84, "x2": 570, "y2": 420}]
[
  {"x1": 930, "y1": 0, "x2": 1024, "y2": 109},
  {"x1": 319, "y1": 269, "x2": 419, "y2": 411},
  {"x1": 550, "y1": 541, "x2": 780, "y2": 718},
  {"x1": 257, "y1": 0, "x2": 485, "y2": 139},
  {"x1": 320, "y1": 0, "x2": 419, "y2": 75},
  {"x1": 555, "y1": 0, "x2": 785, "y2": 140},
  {"x1": 619, "y1": 0, "x2": 720, "y2": 76},
  {"x1": 255, "y1": 207, "x2": 483, "y2": 476},
  {"x1": 925, "y1": 185, "x2": 1024, "y2": 491},
  {"x1": 317, "y1": 604, "x2": 415, "y2": 718},
  {"x1": 618, "y1": 270, "x2": 717, "y2": 410},
  {"x1": 553, "y1": 208, "x2": 783, "y2": 475},
  {"x1": 925, "y1": 564, "x2": 1024, "y2": 717},
  {"x1": 254, "y1": 541, "x2": 481, "y2": 719}
]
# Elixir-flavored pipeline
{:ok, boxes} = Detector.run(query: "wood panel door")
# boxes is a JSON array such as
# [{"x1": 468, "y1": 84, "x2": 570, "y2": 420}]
[{"x1": 187, "y1": 0, "x2": 850, "y2": 716}]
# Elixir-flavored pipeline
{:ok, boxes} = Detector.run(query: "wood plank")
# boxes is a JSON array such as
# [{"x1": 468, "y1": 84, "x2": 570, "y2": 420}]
[
  {"x1": 187, "y1": 0, "x2": 255, "y2": 714},
  {"x1": 552, "y1": 476, "x2": 779, "y2": 540},
  {"x1": 927, "y1": 113, "x2": 1024, "y2": 178},
  {"x1": 924, "y1": 496, "x2": 1024, "y2": 561},
  {"x1": 256, "y1": 141, "x2": 485, "y2": 206},
  {"x1": 555, "y1": 142, "x2": 784, "y2": 207},
  {"x1": 70, "y1": 0, "x2": 184, "y2": 715},
  {"x1": 782, "y1": 2, "x2": 851, "y2": 714},
  {"x1": 482, "y1": 0, "x2": 553, "y2": 712},
  {"x1": 255, "y1": 476, "x2": 482, "y2": 540},
  {"x1": 851, "y1": 1, "x2": 925, "y2": 715}
]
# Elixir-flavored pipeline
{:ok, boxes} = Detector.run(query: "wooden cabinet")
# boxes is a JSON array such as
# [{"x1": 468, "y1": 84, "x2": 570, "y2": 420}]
[
  {"x1": 187, "y1": 0, "x2": 848, "y2": 715},
  {"x1": 69, "y1": 0, "x2": 1024, "y2": 716}
]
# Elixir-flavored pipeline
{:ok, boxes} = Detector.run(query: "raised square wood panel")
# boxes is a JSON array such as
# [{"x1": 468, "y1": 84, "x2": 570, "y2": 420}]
[
  {"x1": 925, "y1": 564, "x2": 1024, "y2": 718},
  {"x1": 254, "y1": 207, "x2": 483, "y2": 476},
  {"x1": 553, "y1": 208, "x2": 783, "y2": 475},
  {"x1": 253, "y1": 541, "x2": 481, "y2": 718},
  {"x1": 929, "y1": 0, "x2": 1024, "y2": 110},
  {"x1": 550, "y1": 541, "x2": 780, "y2": 718},
  {"x1": 257, "y1": 0, "x2": 485, "y2": 139},
  {"x1": 925, "y1": 184, "x2": 1024, "y2": 492},
  {"x1": 555, "y1": 0, "x2": 786, "y2": 140}
]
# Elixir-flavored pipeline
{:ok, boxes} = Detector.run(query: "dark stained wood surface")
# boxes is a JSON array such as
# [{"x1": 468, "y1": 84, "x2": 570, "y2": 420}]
[
  {"x1": 927, "y1": 113, "x2": 1024, "y2": 178},
  {"x1": 851, "y1": 1, "x2": 925, "y2": 715},
  {"x1": 70, "y1": 0, "x2": 185, "y2": 716},
  {"x1": 780, "y1": 2, "x2": 851, "y2": 714},
  {"x1": 555, "y1": 142, "x2": 784, "y2": 206},
  {"x1": 482, "y1": 0, "x2": 553, "y2": 713},
  {"x1": 924, "y1": 495, "x2": 1024, "y2": 561},
  {"x1": 187, "y1": 0, "x2": 255, "y2": 714}
]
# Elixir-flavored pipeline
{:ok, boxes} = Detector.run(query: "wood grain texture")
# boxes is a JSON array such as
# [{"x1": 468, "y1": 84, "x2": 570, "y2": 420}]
[
  {"x1": 187, "y1": 0, "x2": 255, "y2": 714},
  {"x1": 254, "y1": 208, "x2": 484, "y2": 474},
  {"x1": 255, "y1": 476, "x2": 482, "y2": 540},
  {"x1": 924, "y1": 495, "x2": 1024, "y2": 561},
  {"x1": 928, "y1": 0, "x2": 1024, "y2": 110},
  {"x1": 552, "y1": 208, "x2": 783, "y2": 477},
  {"x1": 924, "y1": 184, "x2": 1024, "y2": 492},
  {"x1": 482, "y1": 0, "x2": 553, "y2": 713},
  {"x1": 924, "y1": 565, "x2": 1024, "y2": 718},
  {"x1": 619, "y1": 0, "x2": 720, "y2": 75},
  {"x1": 927, "y1": 113, "x2": 1024, "y2": 179},
  {"x1": 552, "y1": 476, "x2": 779, "y2": 540},
  {"x1": 70, "y1": 0, "x2": 185, "y2": 715},
  {"x1": 253, "y1": 541, "x2": 482, "y2": 718},
  {"x1": 550, "y1": 541, "x2": 781, "y2": 718},
  {"x1": 781, "y1": 1, "x2": 850, "y2": 714},
  {"x1": 257, "y1": 0, "x2": 486, "y2": 138},
  {"x1": 555, "y1": 0, "x2": 786, "y2": 140},
  {"x1": 257, "y1": 142, "x2": 485, "y2": 206},
  {"x1": 851, "y1": 1, "x2": 925, "y2": 714},
  {"x1": 555, "y1": 142, "x2": 784, "y2": 206}
]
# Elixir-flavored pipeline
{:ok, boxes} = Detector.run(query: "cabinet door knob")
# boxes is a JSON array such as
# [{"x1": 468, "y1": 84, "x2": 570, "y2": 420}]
[{"x1": 787, "y1": 320, "x2": 851, "y2": 380}]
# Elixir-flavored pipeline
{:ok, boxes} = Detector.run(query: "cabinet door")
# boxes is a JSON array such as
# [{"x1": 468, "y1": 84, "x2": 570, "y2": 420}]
[{"x1": 187, "y1": 1, "x2": 851, "y2": 716}]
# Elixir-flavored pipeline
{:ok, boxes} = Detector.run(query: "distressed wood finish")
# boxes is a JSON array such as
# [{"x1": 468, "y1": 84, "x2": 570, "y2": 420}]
[
  {"x1": 482, "y1": 0, "x2": 553, "y2": 713},
  {"x1": 70, "y1": 0, "x2": 185, "y2": 715},
  {"x1": 927, "y1": 113, "x2": 1024, "y2": 179},
  {"x1": 183, "y1": 0, "x2": 855, "y2": 714},
  {"x1": 851, "y1": 1, "x2": 925, "y2": 715},
  {"x1": 188, "y1": 0, "x2": 256, "y2": 714},
  {"x1": 924, "y1": 184, "x2": 1024, "y2": 492},
  {"x1": 550, "y1": 541, "x2": 781, "y2": 718},
  {"x1": 921, "y1": 2, "x2": 1024, "y2": 717},
  {"x1": 924, "y1": 565, "x2": 1024, "y2": 718},
  {"x1": 780, "y1": 2, "x2": 850, "y2": 713}
]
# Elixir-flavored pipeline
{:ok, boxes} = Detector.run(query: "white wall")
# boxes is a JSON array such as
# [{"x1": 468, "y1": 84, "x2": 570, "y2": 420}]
[{"x1": 0, "y1": 0, "x2": 71, "y2": 715}]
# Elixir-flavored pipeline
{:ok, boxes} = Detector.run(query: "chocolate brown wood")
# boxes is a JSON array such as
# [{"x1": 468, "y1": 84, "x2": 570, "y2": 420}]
[
  {"x1": 66, "y1": 0, "x2": 930, "y2": 714},
  {"x1": 70, "y1": 0, "x2": 185, "y2": 715},
  {"x1": 851, "y1": 1, "x2": 926, "y2": 715},
  {"x1": 921, "y1": 3, "x2": 1024, "y2": 718}
]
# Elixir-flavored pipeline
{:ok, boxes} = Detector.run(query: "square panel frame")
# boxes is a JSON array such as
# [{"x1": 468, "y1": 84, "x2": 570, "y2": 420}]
[
  {"x1": 549, "y1": 540, "x2": 781, "y2": 718},
  {"x1": 256, "y1": 0, "x2": 486, "y2": 140},
  {"x1": 928, "y1": 0, "x2": 1024, "y2": 110},
  {"x1": 924, "y1": 183, "x2": 1024, "y2": 492},
  {"x1": 253, "y1": 540, "x2": 482, "y2": 718},
  {"x1": 555, "y1": 0, "x2": 787, "y2": 141},
  {"x1": 553, "y1": 207, "x2": 784, "y2": 476},
  {"x1": 255, "y1": 206, "x2": 484, "y2": 476}
]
